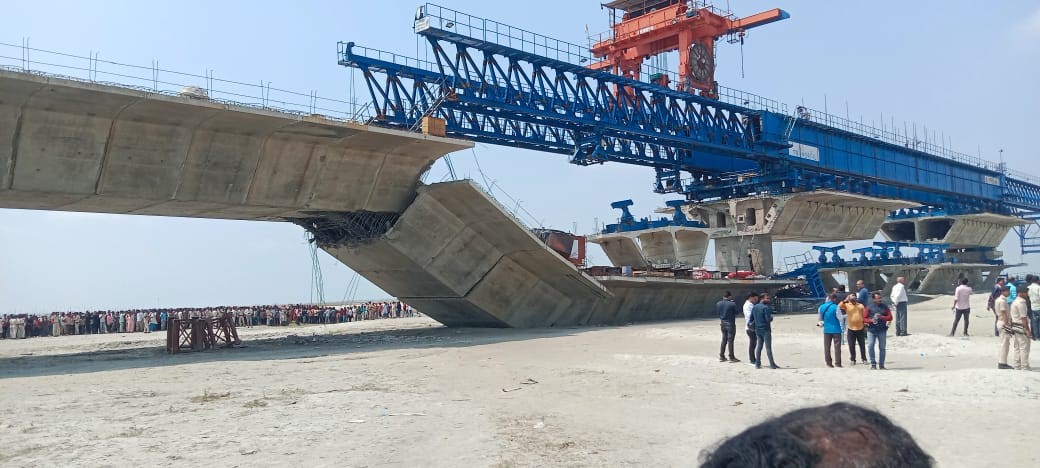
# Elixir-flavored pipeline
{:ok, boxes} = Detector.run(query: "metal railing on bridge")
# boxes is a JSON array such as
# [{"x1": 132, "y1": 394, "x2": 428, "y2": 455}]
[{"x1": 0, "y1": 39, "x2": 372, "y2": 123}]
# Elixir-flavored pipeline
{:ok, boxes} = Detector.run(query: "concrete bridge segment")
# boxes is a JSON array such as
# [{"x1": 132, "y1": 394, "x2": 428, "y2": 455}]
[{"x1": 0, "y1": 69, "x2": 467, "y2": 219}]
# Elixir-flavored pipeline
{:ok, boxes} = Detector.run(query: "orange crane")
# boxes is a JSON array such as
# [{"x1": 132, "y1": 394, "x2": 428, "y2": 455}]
[{"x1": 589, "y1": 0, "x2": 788, "y2": 99}]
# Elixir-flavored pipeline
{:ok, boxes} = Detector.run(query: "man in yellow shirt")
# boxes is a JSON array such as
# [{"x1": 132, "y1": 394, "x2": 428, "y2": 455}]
[{"x1": 840, "y1": 294, "x2": 867, "y2": 365}]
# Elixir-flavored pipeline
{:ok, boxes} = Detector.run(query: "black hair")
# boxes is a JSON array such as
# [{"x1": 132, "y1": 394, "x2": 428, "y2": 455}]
[
  {"x1": 746, "y1": 292, "x2": 758, "y2": 300},
  {"x1": 723, "y1": 291, "x2": 732, "y2": 298},
  {"x1": 1002, "y1": 285, "x2": 1011, "y2": 292},
  {"x1": 871, "y1": 292, "x2": 882, "y2": 299},
  {"x1": 960, "y1": 278, "x2": 969, "y2": 285},
  {"x1": 699, "y1": 402, "x2": 933, "y2": 468}
]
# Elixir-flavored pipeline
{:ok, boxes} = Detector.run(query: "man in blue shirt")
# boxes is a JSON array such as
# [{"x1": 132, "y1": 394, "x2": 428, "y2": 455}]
[
  {"x1": 856, "y1": 280, "x2": 870, "y2": 305},
  {"x1": 716, "y1": 291, "x2": 740, "y2": 363},
  {"x1": 752, "y1": 293, "x2": 779, "y2": 369},
  {"x1": 817, "y1": 293, "x2": 843, "y2": 367}
]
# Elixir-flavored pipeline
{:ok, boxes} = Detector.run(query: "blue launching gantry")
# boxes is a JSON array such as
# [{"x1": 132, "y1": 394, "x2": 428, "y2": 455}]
[{"x1": 339, "y1": 3, "x2": 1040, "y2": 254}]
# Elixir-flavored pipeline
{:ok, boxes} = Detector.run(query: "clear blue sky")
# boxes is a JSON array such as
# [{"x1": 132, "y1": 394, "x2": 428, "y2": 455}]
[{"x1": 2, "y1": 1, "x2": 1039, "y2": 313}]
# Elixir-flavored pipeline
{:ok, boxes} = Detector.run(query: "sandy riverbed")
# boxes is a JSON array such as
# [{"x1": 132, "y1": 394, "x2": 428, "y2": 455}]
[{"x1": 1, "y1": 293, "x2": 1037, "y2": 467}]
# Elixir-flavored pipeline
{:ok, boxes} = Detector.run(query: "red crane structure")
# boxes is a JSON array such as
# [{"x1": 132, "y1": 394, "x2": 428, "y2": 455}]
[{"x1": 589, "y1": 0, "x2": 788, "y2": 99}]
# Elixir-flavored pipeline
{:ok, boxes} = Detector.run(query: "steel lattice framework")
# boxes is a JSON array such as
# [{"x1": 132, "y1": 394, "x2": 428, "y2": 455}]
[{"x1": 339, "y1": 3, "x2": 1040, "y2": 221}]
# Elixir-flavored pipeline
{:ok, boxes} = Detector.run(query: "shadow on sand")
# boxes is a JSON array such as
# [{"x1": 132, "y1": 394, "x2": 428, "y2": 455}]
[{"x1": 0, "y1": 324, "x2": 608, "y2": 380}]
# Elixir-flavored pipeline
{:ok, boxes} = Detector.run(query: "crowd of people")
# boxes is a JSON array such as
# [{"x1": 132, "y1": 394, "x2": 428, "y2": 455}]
[
  {"x1": 715, "y1": 274, "x2": 1036, "y2": 372},
  {"x1": 0, "y1": 301, "x2": 417, "y2": 339}
]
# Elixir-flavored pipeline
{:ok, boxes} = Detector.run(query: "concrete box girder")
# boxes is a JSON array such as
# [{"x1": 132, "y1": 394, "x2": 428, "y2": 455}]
[
  {"x1": 588, "y1": 226, "x2": 710, "y2": 268},
  {"x1": 879, "y1": 214, "x2": 1024, "y2": 248},
  {"x1": 0, "y1": 70, "x2": 471, "y2": 219},
  {"x1": 590, "y1": 236, "x2": 648, "y2": 268}
]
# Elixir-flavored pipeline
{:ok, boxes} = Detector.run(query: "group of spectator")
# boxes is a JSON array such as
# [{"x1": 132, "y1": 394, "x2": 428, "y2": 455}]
[{"x1": 0, "y1": 301, "x2": 417, "y2": 339}]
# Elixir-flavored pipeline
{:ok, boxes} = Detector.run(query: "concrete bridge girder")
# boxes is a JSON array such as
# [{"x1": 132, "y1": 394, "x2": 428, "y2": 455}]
[
  {"x1": 0, "y1": 70, "x2": 469, "y2": 219},
  {"x1": 588, "y1": 226, "x2": 709, "y2": 269},
  {"x1": 591, "y1": 236, "x2": 649, "y2": 269},
  {"x1": 684, "y1": 192, "x2": 913, "y2": 242},
  {"x1": 880, "y1": 214, "x2": 1024, "y2": 248}
]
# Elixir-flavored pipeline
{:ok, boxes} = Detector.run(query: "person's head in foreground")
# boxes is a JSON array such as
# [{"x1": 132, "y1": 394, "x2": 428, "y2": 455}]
[{"x1": 699, "y1": 402, "x2": 933, "y2": 468}]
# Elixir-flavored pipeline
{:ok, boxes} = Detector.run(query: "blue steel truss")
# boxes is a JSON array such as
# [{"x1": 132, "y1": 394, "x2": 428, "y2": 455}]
[
  {"x1": 339, "y1": 3, "x2": 1040, "y2": 219},
  {"x1": 340, "y1": 40, "x2": 757, "y2": 177}
]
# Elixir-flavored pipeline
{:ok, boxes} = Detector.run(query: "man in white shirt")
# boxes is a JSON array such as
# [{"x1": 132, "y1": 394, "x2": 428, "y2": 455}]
[
  {"x1": 951, "y1": 278, "x2": 972, "y2": 337},
  {"x1": 742, "y1": 293, "x2": 759, "y2": 366},
  {"x1": 1028, "y1": 275, "x2": 1040, "y2": 343},
  {"x1": 996, "y1": 286, "x2": 1013, "y2": 369},
  {"x1": 890, "y1": 276, "x2": 909, "y2": 336}
]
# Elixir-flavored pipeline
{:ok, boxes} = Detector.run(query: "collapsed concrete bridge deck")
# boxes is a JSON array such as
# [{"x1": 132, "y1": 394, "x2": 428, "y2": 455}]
[{"x1": 1, "y1": 70, "x2": 789, "y2": 327}]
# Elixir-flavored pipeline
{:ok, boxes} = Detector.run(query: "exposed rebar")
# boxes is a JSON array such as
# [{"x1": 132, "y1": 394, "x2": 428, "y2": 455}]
[{"x1": 289, "y1": 211, "x2": 401, "y2": 249}]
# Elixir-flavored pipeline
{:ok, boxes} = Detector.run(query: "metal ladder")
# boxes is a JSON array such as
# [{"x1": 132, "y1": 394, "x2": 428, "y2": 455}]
[
  {"x1": 781, "y1": 114, "x2": 797, "y2": 141},
  {"x1": 409, "y1": 77, "x2": 458, "y2": 180},
  {"x1": 409, "y1": 76, "x2": 452, "y2": 132}
]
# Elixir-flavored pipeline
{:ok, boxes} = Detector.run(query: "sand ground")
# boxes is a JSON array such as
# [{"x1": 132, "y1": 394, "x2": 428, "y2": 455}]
[{"x1": 2, "y1": 293, "x2": 1038, "y2": 467}]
